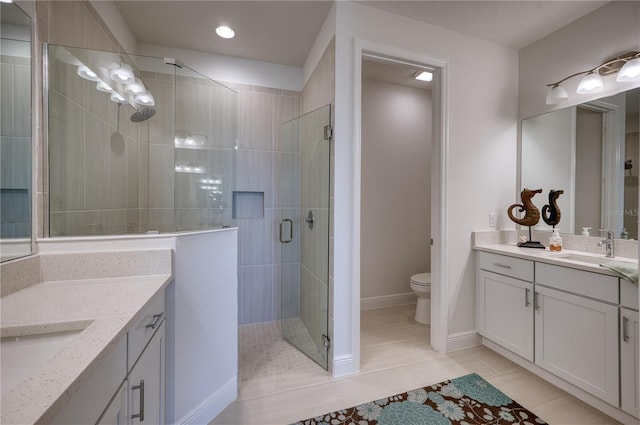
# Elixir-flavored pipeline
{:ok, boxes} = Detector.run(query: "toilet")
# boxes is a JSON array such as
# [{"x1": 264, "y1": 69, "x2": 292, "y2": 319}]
[{"x1": 410, "y1": 273, "x2": 431, "y2": 324}]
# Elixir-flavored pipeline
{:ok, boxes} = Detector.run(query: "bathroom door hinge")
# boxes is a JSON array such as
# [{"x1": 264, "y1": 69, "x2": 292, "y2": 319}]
[
  {"x1": 323, "y1": 125, "x2": 333, "y2": 140},
  {"x1": 322, "y1": 334, "x2": 331, "y2": 349}
]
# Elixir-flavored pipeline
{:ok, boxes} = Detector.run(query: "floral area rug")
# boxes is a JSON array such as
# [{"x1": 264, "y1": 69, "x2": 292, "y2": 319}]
[{"x1": 292, "y1": 373, "x2": 548, "y2": 425}]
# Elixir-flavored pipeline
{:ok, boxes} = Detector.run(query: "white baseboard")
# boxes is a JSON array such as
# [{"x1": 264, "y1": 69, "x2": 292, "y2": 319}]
[
  {"x1": 175, "y1": 377, "x2": 237, "y2": 425},
  {"x1": 447, "y1": 331, "x2": 481, "y2": 352},
  {"x1": 332, "y1": 354, "x2": 356, "y2": 377},
  {"x1": 361, "y1": 293, "x2": 416, "y2": 310}
]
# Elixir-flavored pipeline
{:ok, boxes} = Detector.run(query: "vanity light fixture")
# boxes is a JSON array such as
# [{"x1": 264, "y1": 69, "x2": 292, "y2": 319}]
[
  {"x1": 109, "y1": 63, "x2": 135, "y2": 84},
  {"x1": 77, "y1": 64, "x2": 100, "y2": 82},
  {"x1": 546, "y1": 51, "x2": 640, "y2": 105},
  {"x1": 216, "y1": 25, "x2": 235, "y2": 39},
  {"x1": 412, "y1": 70, "x2": 433, "y2": 82}
]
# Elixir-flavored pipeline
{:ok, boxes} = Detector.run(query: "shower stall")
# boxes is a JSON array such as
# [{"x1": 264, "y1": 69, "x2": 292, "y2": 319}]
[
  {"x1": 45, "y1": 43, "x2": 332, "y2": 372},
  {"x1": 46, "y1": 44, "x2": 237, "y2": 236}
]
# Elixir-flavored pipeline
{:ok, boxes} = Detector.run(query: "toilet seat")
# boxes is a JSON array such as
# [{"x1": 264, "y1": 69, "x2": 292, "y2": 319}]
[{"x1": 410, "y1": 273, "x2": 431, "y2": 287}]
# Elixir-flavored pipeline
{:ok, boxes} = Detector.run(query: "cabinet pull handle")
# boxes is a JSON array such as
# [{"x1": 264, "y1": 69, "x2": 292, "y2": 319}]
[
  {"x1": 146, "y1": 313, "x2": 163, "y2": 330},
  {"x1": 132, "y1": 380, "x2": 145, "y2": 422},
  {"x1": 623, "y1": 316, "x2": 630, "y2": 342},
  {"x1": 492, "y1": 262, "x2": 512, "y2": 269},
  {"x1": 534, "y1": 292, "x2": 540, "y2": 311},
  {"x1": 525, "y1": 288, "x2": 530, "y2": 307}
]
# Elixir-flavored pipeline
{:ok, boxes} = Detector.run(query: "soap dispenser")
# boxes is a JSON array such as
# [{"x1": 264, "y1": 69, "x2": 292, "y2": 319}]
[{"x1": 549, "y1": 229, "x2": 562, "y2": 252}]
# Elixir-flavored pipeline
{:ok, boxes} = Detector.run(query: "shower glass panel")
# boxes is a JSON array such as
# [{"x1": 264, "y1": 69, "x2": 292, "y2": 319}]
[
  {"x1": 46, "y1": 45, "x2": 237, "y2": 236},
  {"x1": 279, "y1": 105, "x2": 331, "y2": 370},
  {"x1": 174, "y1": 64, "x2": 237, "y2": 231}
]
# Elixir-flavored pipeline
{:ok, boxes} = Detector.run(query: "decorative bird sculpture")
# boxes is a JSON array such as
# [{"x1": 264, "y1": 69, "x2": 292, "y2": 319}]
[
  {"x1": 507, "y1": 188, "x2": 542, "y2": 227},
  {"x1": 542, "y1": 189, "x2": 563, "y2": 228}
]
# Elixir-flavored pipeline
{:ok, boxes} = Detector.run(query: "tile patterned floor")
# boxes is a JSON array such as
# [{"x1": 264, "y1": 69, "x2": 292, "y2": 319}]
[{"x1": 212, "y1": 304, "x2": 622, "y2": 425}]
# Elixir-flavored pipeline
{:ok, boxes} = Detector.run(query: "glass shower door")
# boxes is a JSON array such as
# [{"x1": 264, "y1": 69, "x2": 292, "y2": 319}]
[{"x1": 279, "y1": 105, "x2": 331, "y2": 370}]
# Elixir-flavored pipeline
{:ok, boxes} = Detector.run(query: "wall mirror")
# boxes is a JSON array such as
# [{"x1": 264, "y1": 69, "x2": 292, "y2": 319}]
[
  {"x1": 0, "y1": 1, "x2": 32, "y2": 262},
  {"x1": 521, "y1": 87, "x2": 639, "y2": 240}
]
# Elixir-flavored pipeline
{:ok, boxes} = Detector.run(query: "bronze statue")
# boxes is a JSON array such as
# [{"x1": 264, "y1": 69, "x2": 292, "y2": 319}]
[
  {"x1": 507, "y1": 188, "x2": 542, "y2": 227},
  {"x1": 542, "y1": 189, "x2": 563, "y2": 228}
]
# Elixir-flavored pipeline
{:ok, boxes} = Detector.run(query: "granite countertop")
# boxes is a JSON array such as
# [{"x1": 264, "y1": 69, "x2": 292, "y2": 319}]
[
  {"x1": 0, "y1": 255, "x2": 172, "y2": 424},
  {"x1": 473, "y1": 242, "x2": 638, "y2": 277}
]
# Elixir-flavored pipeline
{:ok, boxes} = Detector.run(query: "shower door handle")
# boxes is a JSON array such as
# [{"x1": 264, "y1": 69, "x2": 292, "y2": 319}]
[{"x1": 279, "y1": 219, "x2": 293, "y2": 243}]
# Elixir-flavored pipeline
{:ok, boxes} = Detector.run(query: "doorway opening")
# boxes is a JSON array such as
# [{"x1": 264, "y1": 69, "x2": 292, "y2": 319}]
[{"x1": 353, "y1": 43, "x2": 449, "y2": 372}]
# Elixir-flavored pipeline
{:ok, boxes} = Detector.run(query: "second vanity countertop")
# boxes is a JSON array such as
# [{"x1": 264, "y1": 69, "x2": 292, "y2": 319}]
[
  {"x1": 473, "y1": 243, "x2": 638, "y2": 278},
  {"x1": 0, "y1": 251, "x2": 173, "y2": 425}
]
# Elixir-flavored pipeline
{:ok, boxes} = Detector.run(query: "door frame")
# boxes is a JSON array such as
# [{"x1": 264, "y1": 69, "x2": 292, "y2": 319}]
[{"x1": 352, "y1": 39, "x2": 449, "y2": 363}]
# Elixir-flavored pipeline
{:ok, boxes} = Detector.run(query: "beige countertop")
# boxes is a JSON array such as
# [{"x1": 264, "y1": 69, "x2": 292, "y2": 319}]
[
  {"x1": 473, "y1": 243, "x2": 638, "y2": 277},
  {"x1": 1, "y1": 265, "x2": 171, "y2": 424}
]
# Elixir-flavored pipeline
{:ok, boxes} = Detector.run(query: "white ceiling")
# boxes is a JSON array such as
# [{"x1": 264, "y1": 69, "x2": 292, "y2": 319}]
[{"x1": 114, "y1": 0, "x2": 610, "y2": 68}]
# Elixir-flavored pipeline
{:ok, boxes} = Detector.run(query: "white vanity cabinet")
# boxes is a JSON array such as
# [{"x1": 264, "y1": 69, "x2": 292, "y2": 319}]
[
  {"x1": 533, "y1": 284, "x2": 619, "y2": 406},
  {"x1": 96, "y1": 381, "x2": 127, "y2": 425},
  {"x1": 476, "y1": 252, "x2": 534, "y2": 361},
  {"x1": 621, "y1": 308, "x2": 639, "y2": 418},
  {"x1": 53, "y1": 292, "x2": 166, "y2": 425},
  {"x1": 128, "y1": 320, "x2": 165, "y2": 425}
]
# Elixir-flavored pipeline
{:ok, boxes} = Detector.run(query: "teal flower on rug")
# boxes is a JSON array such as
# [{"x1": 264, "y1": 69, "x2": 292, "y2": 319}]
[
  {"x1": 356, "y1": 402, "x2": 382, "y2": 420},
  {"x1": 451, "y1": 373, "x2": 512, "y2": 407},
  {"x1": 437, "y1": 400, "x2": 465, "y2": 421},
  {"x1": 377, "y1": 401, "x2": 451, "y2": 425}
]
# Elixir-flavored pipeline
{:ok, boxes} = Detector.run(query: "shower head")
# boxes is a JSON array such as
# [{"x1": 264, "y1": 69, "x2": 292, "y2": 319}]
[{"x1": 130, "y1": 107, "x2": 156, "y2": 123}]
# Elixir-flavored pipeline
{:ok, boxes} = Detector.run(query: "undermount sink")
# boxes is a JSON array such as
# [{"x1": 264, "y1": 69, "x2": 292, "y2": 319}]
[
  {"x1": 1, "y1": 329, "x2": 84, "y2": 397},
  {"x1": 554, "y1": 253, "x2": 637, "y2": 266}
]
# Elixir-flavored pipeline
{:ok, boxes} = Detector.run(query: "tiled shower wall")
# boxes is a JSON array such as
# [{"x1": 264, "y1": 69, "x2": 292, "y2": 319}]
[
  {"x1": 229, "y1": 83, "x2": 301, "y2": 324},
  {"x1": 34, "y1": 0, "x2": 129, "y2": 238},
  {"x1": 1, "y1": 53, "x2": 31, "y2": 237}
]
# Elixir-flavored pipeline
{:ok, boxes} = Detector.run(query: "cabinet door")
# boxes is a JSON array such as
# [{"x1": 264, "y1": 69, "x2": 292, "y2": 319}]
[
  {"x1": 97, "y1": 380, "x2": 127, "y2": 425},
  {"x1": 477, "y1": 270, "x2": 534, "y2": 361},
  {"x1": 534, "y1": 286, "x2": 619, "y2": 406},
  {"x1": 621, "y1": 308, "x2": 639, "y2": 418},
  {"x1": 128, "y1": 321, "x2": 165, "y2": 425}
]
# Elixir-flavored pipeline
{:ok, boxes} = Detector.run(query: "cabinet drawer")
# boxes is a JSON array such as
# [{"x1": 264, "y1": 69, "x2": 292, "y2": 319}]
[
  {"x1": 477, "y1": 251, "x2": 534, "y2": 281},
  {"x1": 535, "y1": 263, "x2": 618, "y2": 304},
  {"x1": 621, "y1": 280, "x2": 639, "y2": 310},
  {"x1": 128, "y1": 292, "x2": 165, "y2": 372}
]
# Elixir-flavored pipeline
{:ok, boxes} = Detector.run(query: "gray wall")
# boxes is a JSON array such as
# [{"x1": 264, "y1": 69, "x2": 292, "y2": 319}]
[{"x1": 361, "y1": 78, "x2": 432, "y2": 301}]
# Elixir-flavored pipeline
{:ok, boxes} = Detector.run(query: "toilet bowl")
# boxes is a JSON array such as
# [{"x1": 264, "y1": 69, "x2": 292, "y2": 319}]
[{"x1": 410, "y1": 273, "x2": 431, "y2": 324}]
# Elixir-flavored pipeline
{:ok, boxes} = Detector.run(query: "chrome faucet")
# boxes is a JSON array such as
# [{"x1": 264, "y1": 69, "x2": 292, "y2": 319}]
[{"x1": 597, "y1": 230, "x2": 615, "y2": 258}]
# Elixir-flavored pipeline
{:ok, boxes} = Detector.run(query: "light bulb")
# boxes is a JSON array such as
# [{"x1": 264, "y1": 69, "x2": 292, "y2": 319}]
[
  {"x1": 110, "y1": 92, "x2": 126, "y2": 103},
  {"x1": 576, "y1": 72, "x2": 604, "y2": 94},
  {"x1": 77, "y1": 65, "x2": 100, "y2": 82},
  {"x1": 109, "y1": 63, "x2": 135, "y2": 84},
  {"x1": 616, "y1": 57, "x2": 640, "y2": 82},
  {"x1": 125, "y1": 78, "x2": 146, "y2": 95},
  {"x1": 96, "y1": 80, "x2": 113, "y2": 93},
  {"x1": 545, "y1": 85, "x2": 569, "y2": 105},
  {"x1": 134, "y1": 91, "x2": 155, "y2": 106}
]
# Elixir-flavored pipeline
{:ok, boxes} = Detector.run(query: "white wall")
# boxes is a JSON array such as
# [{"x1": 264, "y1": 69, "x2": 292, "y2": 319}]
[
  {"x1": 361, "y1": 78, "x2": 431, "y2": 302},
  {"x1": 330, "y1": 1, "x2": 518, "y2": 372},
  {"x1": 138, "y1": 43, "x2": 304, "y2": 91},
  {"x1": 519, "y1": 1, "x2": 640, "y2": 121}
]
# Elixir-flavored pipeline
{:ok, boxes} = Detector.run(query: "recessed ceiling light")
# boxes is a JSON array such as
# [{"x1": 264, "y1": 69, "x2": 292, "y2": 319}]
[
  {"x1": 216, "y1": 25, "x2": 235, "y2": 39},
  {"x1": 413, "y1": 71, "x2": 433, "y2": 82}
]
